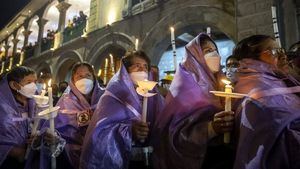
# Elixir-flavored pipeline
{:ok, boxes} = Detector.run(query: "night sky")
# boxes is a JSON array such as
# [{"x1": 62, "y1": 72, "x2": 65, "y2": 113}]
[{"x1": 0, "y1": 0, "x2": 31, "y2": 29}]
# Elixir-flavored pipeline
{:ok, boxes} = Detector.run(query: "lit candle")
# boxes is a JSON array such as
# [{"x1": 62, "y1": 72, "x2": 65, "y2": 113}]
[
  {"x1": 222, "y1": 79, "x2": 232, "y2": 143},
  {"x1": 104, "y1": 58, "x2": 108, "y2": 85},
  {"x1": 271, "y1": 6, "x2": 282, "y2": 47},
  {"x1": 110, "y1": 54, "x2": 115, "y2": 74},
  {"x1": 170, "y1": 27, "x2": 177, "y2": 70},
  {"x1": 48, "y1": 79, "x2": 56, "y2": 169},
  {"x1": 135, "y1": 38, "x2": 139, "y2": 51},
  {"x1": 97, "y1": 68, "x2": 102, "y2": 77},
  {"x1": 206, "y1": 27, "x2": 211, "y2": 37},
  {"x1": 40, "y1": 83, "x2": 46, "y2": 96}
]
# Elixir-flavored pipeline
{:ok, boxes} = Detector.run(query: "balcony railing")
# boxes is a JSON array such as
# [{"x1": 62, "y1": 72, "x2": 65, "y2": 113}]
[{"x1": 63, "y1": 20, "x2": 86, "y2": 43}]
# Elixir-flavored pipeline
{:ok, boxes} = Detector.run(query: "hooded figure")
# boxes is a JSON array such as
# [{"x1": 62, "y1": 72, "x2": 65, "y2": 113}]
[
  {"x1": 80, "y1": 51, "x2": 165, "y2": 169},
  {"x1": 232, "y1": 35, "x2": 300, "y2": 169},
  {"x1": 55, "y1": 62, "x2": 104, "y2": 169},
  {"x1": 0, "y1": 66, "x2": 59, "y2": 169},
  {"x1": 153, "y1": 33, "x2": 235, "y2": 169}
]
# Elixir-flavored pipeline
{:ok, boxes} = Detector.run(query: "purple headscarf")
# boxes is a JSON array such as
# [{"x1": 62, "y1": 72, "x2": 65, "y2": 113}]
[
  {"x1": 80, "y1": 63, "x2": 165, "y2": 169},
  {"x1": 55, "y1": 79, "x2": 104, "y2": 168},
  {"x1": 233, "y1": 59, "x2": 300, "y2": 169},
  {"x1": 0, "y1": 76, "x2": 36, "y2": 166},
  {"x1": 153, "y1": 33, "x2": 223, "y2": 169}
]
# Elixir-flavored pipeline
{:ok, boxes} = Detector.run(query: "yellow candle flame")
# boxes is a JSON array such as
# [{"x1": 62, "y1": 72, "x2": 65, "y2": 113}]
[
  {"x1": 170, "y1": 27, "x2": 174, "y2": 32},
  {"x1": 43, "y1": 83, "x2": 46, "y2": 90},
  {"x1": 221, "y1": 79, "x2": 231, "y2": 85},
  {"x1": 48, "y1": 79, "x2": 52, "y2": 87}
]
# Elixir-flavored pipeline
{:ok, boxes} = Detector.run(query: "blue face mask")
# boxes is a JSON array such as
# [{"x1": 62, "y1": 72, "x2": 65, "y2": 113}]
[
  {"x1": 226, "y1": 68, "x2": 238, "y2": 82},
  {"x1": 36, "y1": 83, "x2": 43, "y2": 94}
]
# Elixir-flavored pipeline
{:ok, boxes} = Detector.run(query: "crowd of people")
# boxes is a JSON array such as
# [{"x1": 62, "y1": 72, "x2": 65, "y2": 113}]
[
  {"x1": 64, "y1": 11, "x2": 88, "y2": 41},
  {"x1": 0, "y1": 33, "x2": 299, "y2": 169}
]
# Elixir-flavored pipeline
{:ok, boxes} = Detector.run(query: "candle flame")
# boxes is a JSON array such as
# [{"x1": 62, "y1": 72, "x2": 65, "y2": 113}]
[
  {"x1": 48, "y1": 79, "x2": 52, "y2": 87},
  {"x1": 170, "y1": 27, "x2": 174, "y2": 32},
  {"x1": 43, "y1": 83, "x2": 46, "y2": 90},
  {"x1": 221, "y1": 79, "x2": 231, "y2": 85},
  {"x1": 109, "y1": 54, "x2": 113, "y2": 58}
]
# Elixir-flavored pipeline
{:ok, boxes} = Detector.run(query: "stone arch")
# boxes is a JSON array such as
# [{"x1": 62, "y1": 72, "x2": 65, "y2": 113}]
[
  {"x1": 87, "y1": 32, "x2": 134, "y2": 68},
  {"x1": 54, "y1": 50, "x2": 83, "y2": 82},
  {"x1": 16, "y1": 26, "x2": 25, "y2": 51},
  {"x1": 28, "y1": 15, "x2": 39, "y2": 44},
  {"x1": 141, "y1": 5, "x2": 235, "y2": 65},
  {"x1": 43, "y1": 0, "x2": 59, "y2": 36}
]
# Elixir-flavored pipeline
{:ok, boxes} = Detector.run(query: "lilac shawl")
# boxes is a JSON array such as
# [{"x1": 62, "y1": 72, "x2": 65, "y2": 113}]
[
  {"x1": 55, "y1": 80, "x2": 104, "y2": 168},
  {"x1": 80, "y1": 63, "x2": 165, "y2": 169},
  {"x1": 234, "y1": 59, "x2": 300, "y2": 169},
  {"x1": 0, "y1": 76, "x2": 36, "y2": 166},
  {"x1": 153, "y1": 33, "x2": 223, "y2": 169}
]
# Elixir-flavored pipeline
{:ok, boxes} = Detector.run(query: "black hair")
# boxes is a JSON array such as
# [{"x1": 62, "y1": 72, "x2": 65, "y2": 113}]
[
  {"x1": 233, "y1": 35, "x2": 274, "y2": 61},
  {"x1": 226, "y1": 54, "x2": 239, "y2": 63},
  {"x1": 7, "y1": 66, "x2": 36, "y2": 83},
  {"x1": 199, "y1": 34, "x2": 218, "y2": 52},
  {"x1": 289, "y1": 41, "x2": 300, "y2": 52},
  {"x1": 122, "y1": 50, "x2": 151, "y2": 72},
  {"x1": 59, "y1": 81, "x2": 68, "y2": 86},
  {"x1": 71, "y1": 62, "x2": 96, "y2": 82}
]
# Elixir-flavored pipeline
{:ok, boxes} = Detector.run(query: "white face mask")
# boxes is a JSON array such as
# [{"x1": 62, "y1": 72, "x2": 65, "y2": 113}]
[
  {"x1": 36, "y1": 83, "x2": 43, "y2": 94},
  {"x1": 18, "y1": 82, "x2": 37, "y2": 98},
  {"x1": 75, "y1": 78, "x2": 94, "y2": 95},
  {"x1": 204, "y1": 51, "x2": 221, "y2": 73},
  {"x1": 130, "y1": 71, "x2": 148, "y2": 85},
  {"x1": 226, "y1": 67, "x2": 238, "y2": 82}
]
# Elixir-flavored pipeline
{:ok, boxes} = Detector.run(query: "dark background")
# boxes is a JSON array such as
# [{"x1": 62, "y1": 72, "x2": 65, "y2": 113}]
[{"x1": 0, "y1": 0, "x2": 31, "y2": 29}]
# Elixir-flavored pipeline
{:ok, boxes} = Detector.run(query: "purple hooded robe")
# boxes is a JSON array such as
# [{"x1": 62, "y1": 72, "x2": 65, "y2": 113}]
[
  {"x1": 55, "y1": 80, "x2": 104, "y2": 168},
  {"x1": 153, "y1": 33, "x2": 231, "y2": 169},
  {"x1": 233, "y1": 59, "x2": 300, "y2": 169},
  {"x1": 0, "y1": 76, "x2": 47, "y2": 168},
  {"x1": 80, "y1": 63, "x2": 165, "y2": 169}
]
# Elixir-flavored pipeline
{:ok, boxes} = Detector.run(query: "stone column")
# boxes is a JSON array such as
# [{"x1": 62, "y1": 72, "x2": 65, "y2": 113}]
[
  {"x1": 56, "y1": 1, "x2": 71, "y2": 32},
  {"x1": 35, "y1": 18, "x2": 48, "y2": 56},
  {"x1": 4, "y1": 44, "x2": 11, "y2": 59},
  {"x1": 12, "y1": 38, "x2": 20, "y2": 57},
  {"x1": 22, "y1": 30, "x2": 32, "y2": 49},
  {"x1": 55, "y1": 1, "x2": 71, "y2": 47}
]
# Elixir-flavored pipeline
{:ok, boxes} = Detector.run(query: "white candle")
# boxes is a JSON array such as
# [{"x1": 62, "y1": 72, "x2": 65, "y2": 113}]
[
  {"x1": 97, "y1": 68, "x2": 102, "y2": 77},
  {"x1": 222, "y1": 79, "x2": 232, "y2": 144},
  {"x1": 48, "y1": 79, "x2": 56, "y2": 169},
  {"x1": 40, "y1": 83, "x2": 46, "y2": 96},
  {"x1": 135, "y1": 38, "x2": 139, "y2": 51},
  {"x1": 206, "y1": 27, "x2": 211, "y2": 37},
  {"x1": 104, "y1": 58, "x2": 108, "y2": 85},
  {"x1": 110, "y1": 54, "x2": 115, "y2": 74},
  {"x1": 271, "y1": 6, "x2": 282, "y2": 47},
  {"x1": 170, "y1": 27, "x2": 177, "y2": 70},
  {"x1": 142, "y1": 97, "x2": 148, "y2": 123}
]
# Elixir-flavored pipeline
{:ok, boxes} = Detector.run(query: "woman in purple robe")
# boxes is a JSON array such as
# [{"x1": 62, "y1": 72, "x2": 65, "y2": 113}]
[
  {"x1": 55, "y1": 62, "x2": 104, "y2": 169},
  {"x1": 80, "y1": 51, "x2": 165, "y2": 169},
  {"x1": 153, "y1": 33, "x2": 235, "y2": 169},
  {"x1": 232, "y1": 35, "x2": 300, "y2": 169}
]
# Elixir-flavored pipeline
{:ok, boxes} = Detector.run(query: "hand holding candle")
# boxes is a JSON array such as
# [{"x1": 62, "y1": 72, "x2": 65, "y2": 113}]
[{"x1": 210, "y1": 79, "x2": 247, "y2": 143}]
